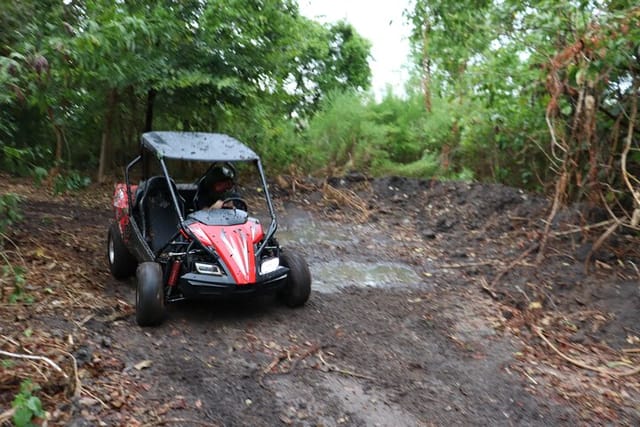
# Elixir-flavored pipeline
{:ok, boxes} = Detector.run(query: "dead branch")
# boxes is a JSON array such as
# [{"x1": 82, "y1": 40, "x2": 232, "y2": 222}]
[
  {"x1": 0, "y1": 349, "x2": 68, "y2": 378},
  {"x1": 440, "y1": 261, "x2": 500, "y2": 269},
  {"x1": 479, "y1": 277, "x2": 499, "y2": 300},
  {"x1": 584, "y1": 220, "x2": 620, "y2": 272},
  {"x1": 0, "y1": 335, "x2": 20, "y2": 347},
  {"x1": 55, "y1": 348, "x2": 81, "y2": 398},
  {"x1": 281, "y1": 343, "x2": 325, "y2": 374},
  {"x1": 322, "y1": 183, "x2": 370, "y2": 222},
  {"x1": 317, "y1": 350, "x2": 375, "y2": 381},
  {"x1": 551, "y1": 219, "x2": 616, "y2": 236},
  {"x1": 80, "y1": 388, "x2": 109, "y2": 409},
  {"x1": 0, "y1": 232, "x2": 24, "y2": 259},
  {"x1": 491, "y1": 243, "x2": 539, "y2": 288},
  {"x1": 535, "y1": 326, "x2": 640, "y2": 377},
  {"x1": 292, "y1": 178, "x2": 316, "y2": 192},
  {"x1": 0, "y1": 243, "x2": 26, "y2": 278},
  {"x1": 142, "y1": 419, "x2": 220, "y2": 427},
  {"x1": 0, "y1": 408, "x2": 16, "y2": 425},
  {"x1": 536, "y1": 172, "x2": 567, "y2": 264},
  {"x1": 545, "y1": 98, "x2": 565, "y2": 164},
  {"x1": 262, "y1": 351, "x2": 289, "y2": 374},
  {"x1": 628, "y1": 261, "x2": 640, "y2": 281}
]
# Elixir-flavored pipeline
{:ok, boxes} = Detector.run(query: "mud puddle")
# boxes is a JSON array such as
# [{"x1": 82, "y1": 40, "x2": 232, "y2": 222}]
[
  {"x1": 279, "y1": 211, "x2": 424, "y2": 293},
  {"x1": 310, "y1": 260, "x2": 423, "y2": 293}
]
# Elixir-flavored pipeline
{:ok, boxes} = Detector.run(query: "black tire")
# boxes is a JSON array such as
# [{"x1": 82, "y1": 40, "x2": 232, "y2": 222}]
[
  {"x1": 278, "y1": 250, "x2": 311, "y2": 307},
  {"x1": 135, "y1": 262, "x2": 165, "y2": 326},
  {"x1": 107, "y1": 222, "x2": 137, "y2": 279}
]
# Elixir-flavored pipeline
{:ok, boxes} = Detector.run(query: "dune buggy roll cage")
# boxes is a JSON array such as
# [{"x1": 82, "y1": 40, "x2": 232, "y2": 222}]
[{"x1": 123, "y1": 131, "x2": 279, "y2": 260}]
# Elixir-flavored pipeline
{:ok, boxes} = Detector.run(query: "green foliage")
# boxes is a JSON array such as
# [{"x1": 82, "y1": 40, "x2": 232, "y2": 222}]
[
  {"x1": 376, "y1": 152, "x2": 441, "y2": 178},
  {"x1": 1, "y1": 359, "x2": 16, "y2": 368},
  {"x1": 53, "y1": 170, "x2": 91, "y2": 195},
  {"x1": 4, "y1": 0, "x2": 634, "y2": 199},
  {"x1": 0, "y1": 144, "x2": 50, "y2": 177},
  {"x1": 1, "y1": 0, "x2": 372, "y2": 179},
  {"x1": 295, "y1": 87, "x2": 488, "y2": 181},
  {"x1": 0, "y1": 193, "x2": 28, "y2": 304},
  {"x1": 304, "y1": 90, "x2": 387, "y2": 172},
  {"x1": 0, "y1": 193, "x2": 22, "y2": 235},
  {"x1": 372, "y1": 93, "x2": 429, "y2": 163},
  {"x1": 402, "y1": 0, "x2": 640, "y2": 192},
  {"x1": 2, "y1": 265, "x2": 30, "y2": 304},
  {"x1": 12, "y1": 380, "x2": 45, "y2": 427}
]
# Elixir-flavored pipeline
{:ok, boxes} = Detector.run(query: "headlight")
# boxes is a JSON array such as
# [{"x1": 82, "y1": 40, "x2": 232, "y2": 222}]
[
  {"x1": 260, "y1": 257, "x2": 279, "y2": 274},
  {"x1": 195, "y1": 262, "x2": 223, "y2": 276}
]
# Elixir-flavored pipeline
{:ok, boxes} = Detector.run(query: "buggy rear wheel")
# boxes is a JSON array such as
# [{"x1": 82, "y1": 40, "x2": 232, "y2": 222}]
[
  {"x1": 107, "y1": 222, "x2": 137, "y2": 279},
  {"x1": 136, "y1": 262, "x2": 165, "y2": 326},
  {"x1": 278, "y1": 250, "x2": 311, "y2": 307}
]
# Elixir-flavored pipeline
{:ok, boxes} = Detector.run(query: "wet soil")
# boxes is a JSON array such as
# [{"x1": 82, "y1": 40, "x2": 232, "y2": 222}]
[{"x1": 1, "y1": 175, "x2": 639, "y2": 426}]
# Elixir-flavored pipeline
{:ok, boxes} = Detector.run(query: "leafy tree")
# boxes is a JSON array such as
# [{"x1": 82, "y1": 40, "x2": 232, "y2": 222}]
[
  {"x1": 403, "y1": 0, "x2": 640, "y2": 241},
  {"x1": 0, "y1": 0, "x2": 372, "y2": 181}
]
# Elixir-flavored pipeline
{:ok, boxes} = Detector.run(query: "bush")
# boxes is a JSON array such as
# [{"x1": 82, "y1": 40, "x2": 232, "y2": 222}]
[
  {"x1": 53, "y1": 170, "x2": 91, "y2": 195},
  {"x1": 0, "y1": 193, "x2": 21, "y2": 235},
  {"x1": 373, "y1": 152, "x2": 440, "y2": 178}
]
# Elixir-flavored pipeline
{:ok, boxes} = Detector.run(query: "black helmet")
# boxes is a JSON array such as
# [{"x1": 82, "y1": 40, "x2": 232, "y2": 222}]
[{"x1": 207, "y1": 164, "x2": 236, "y2": 182}]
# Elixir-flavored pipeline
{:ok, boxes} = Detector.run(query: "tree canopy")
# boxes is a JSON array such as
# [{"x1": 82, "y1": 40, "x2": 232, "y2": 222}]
[
  {"x1": 0, "y1": 0, "x2": 371, "y2": 182},
  {"x1": 400, "y1": 0, "x2": 640, "y2": 235}
]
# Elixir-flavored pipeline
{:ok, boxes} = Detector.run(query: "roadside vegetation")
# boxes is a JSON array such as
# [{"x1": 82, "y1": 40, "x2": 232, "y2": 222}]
[
  {"x1": 2, "y1": 2, "x2": 638, "y2": 199},
  {"x1": 2, "y1": 2, "x2": 638, "y2": 212}
]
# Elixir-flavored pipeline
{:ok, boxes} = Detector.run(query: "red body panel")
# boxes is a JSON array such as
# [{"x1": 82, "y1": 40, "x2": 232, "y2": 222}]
[
  {"x1": 187, "y1": 219, "x2": 264, "y2": 284},
  {"x1": 112, "y1": 183, "x2": 137, "y2": 237}
]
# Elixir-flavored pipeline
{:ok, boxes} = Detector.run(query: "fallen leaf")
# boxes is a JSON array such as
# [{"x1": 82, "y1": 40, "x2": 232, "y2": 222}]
[
  {"x1": 78, "y1": 397, "x2": 99, "y2": 407},
  {"x1": 528, "y1": 301, "x2": 542, "y2": 310},
  {"x1": 134, "y1": 360, "x2": 153, "y2": 370},
  {"x1": 626, "y1": 335, "x2": 640, "y2": 344},
  {"x1": 171, "y1": 397, "x2": 187, "y2": 409}
]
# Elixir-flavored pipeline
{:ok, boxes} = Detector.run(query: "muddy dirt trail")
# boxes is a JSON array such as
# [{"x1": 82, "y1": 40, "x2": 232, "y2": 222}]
[{"x1": 1, "y1": 176, "x2": 640, "y2": 426}]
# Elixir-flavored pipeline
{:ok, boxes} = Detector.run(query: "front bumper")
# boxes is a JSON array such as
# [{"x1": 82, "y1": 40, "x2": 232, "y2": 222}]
[{"x1": 177, "y1": 266, "x2": 289, "y2": 298}]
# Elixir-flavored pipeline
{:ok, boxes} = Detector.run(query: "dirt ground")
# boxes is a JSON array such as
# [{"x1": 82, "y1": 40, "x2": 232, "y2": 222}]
[{"x1": 1, "y1": 173, "x2": 640, "y2": 426}]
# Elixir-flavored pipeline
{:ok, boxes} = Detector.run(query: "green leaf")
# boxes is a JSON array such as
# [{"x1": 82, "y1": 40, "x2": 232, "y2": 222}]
[
  {"x1": 12, "y1": 406, "x2": 32, "y2": 427},
  {"x1": 26, "y1": 396, "x2": 43, "y2": 415}
]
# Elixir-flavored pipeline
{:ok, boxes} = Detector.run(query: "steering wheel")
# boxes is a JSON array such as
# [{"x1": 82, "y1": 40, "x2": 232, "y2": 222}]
[{"x1": 222, "y1": 197, "x2": 248, "y2": 212}]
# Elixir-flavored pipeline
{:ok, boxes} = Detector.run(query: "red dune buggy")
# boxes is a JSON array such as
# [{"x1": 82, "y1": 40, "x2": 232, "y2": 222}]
[{"x1": 107, "y1": 131, "x2": 311, "y2": 326}]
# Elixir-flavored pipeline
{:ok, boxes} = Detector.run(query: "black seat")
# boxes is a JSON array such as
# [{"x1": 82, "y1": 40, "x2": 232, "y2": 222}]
[
  {"x1": 139, "y1": 176, "x2": 183, "y2": 253},
  {"x1": 193, "y1": 175, "x2": 210, "y2": 211}
]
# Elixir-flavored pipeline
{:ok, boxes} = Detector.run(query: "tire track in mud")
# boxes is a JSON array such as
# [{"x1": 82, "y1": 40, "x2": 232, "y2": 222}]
[
  {"x1": 2, "y1": 179, "x2": 583, "y2": 426},
  {"x1": 91, "y1": 201, "x2": 576, "y2": 426}
]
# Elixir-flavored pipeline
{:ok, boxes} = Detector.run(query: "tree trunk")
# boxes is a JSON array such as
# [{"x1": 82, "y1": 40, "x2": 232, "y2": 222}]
[
  {"x1": 47, "y1": 107, "x2": 64, "y2": 166},
  {"x1": 144, "y1": 89, "x2": 156, "y2": 132},
  {"x1": 421, "y1": 24, "x2": 432, "y2": 113},
  {"x1": 128, "y1": 85, "x2": 137, "y2": 154},
  {"x1": 440, "y1": 143, "x2": 451, "y2": 172},
  {"x1": 98, "y1": 89, "x2": 118, "y2": 184}
]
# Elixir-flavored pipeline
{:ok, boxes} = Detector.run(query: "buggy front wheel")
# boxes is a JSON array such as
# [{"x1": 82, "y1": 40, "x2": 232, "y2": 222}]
[
  {"x1": 136, "y1": 262, "x2": 165, "y2": 326},
  {"x1": 278, "y1": 251, "x2": 311, "y2": 307}
]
